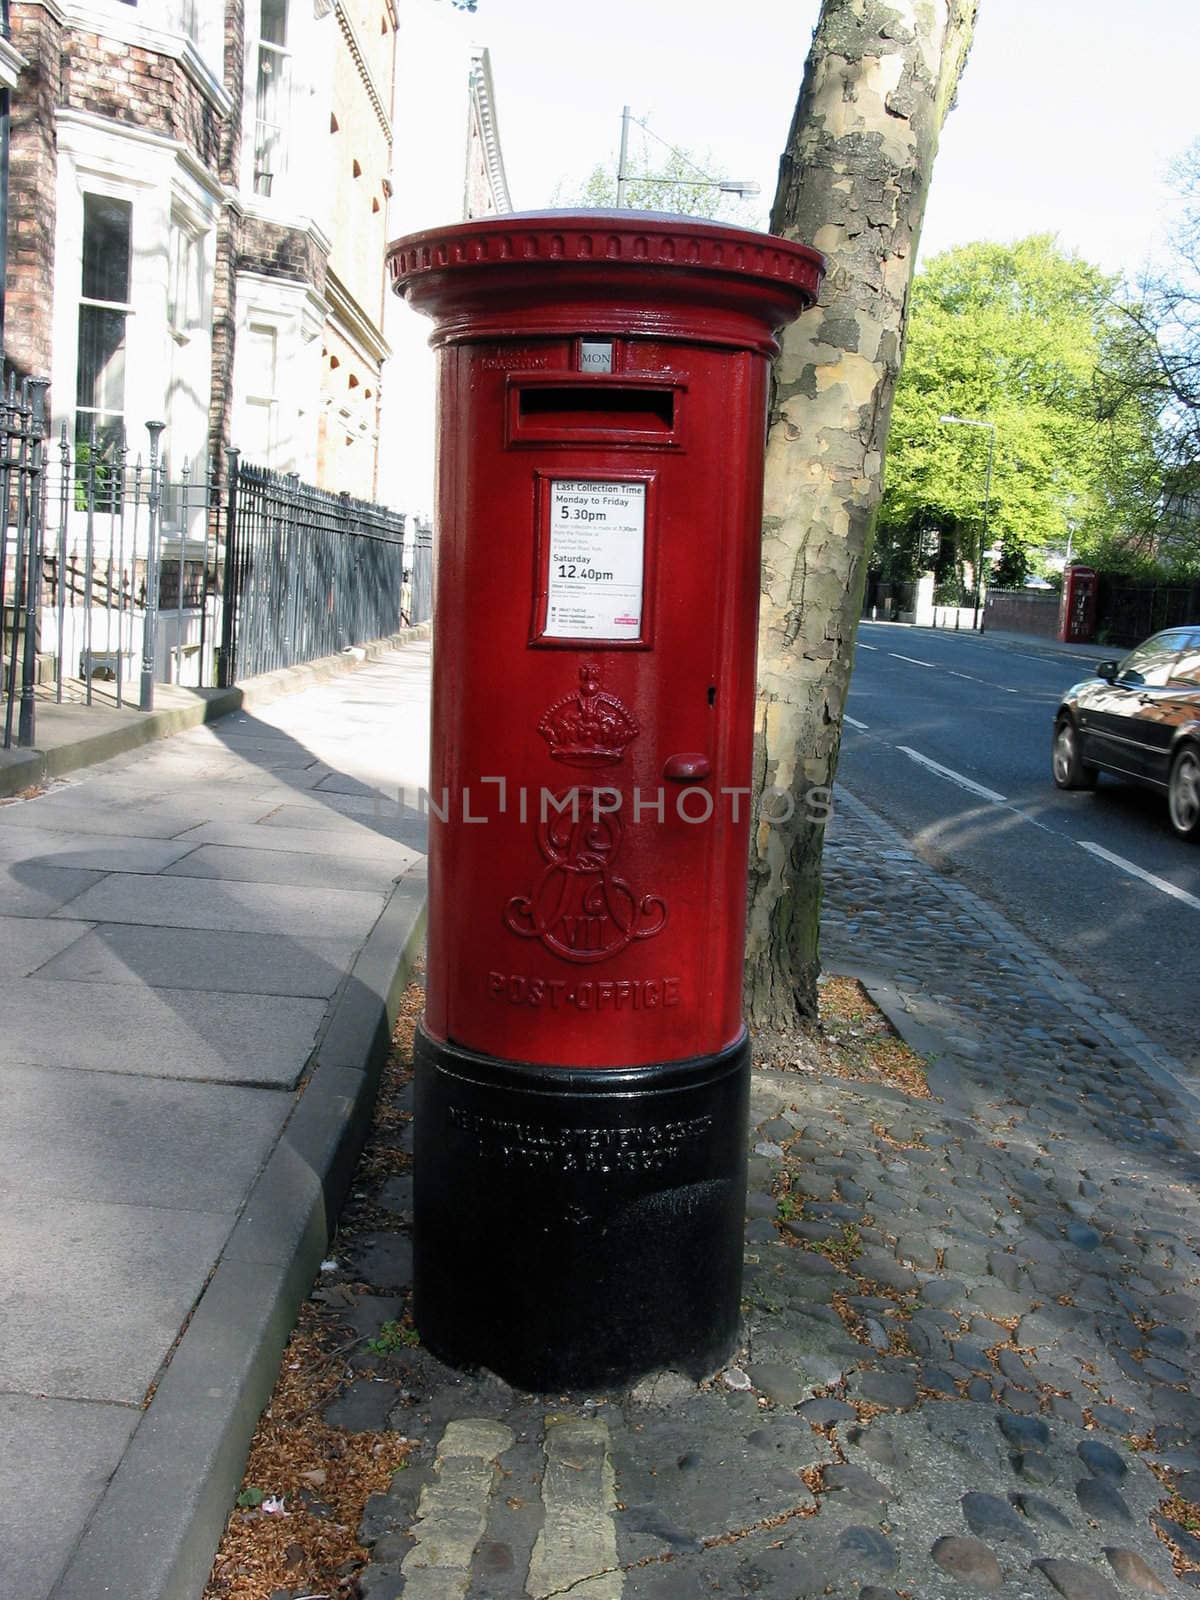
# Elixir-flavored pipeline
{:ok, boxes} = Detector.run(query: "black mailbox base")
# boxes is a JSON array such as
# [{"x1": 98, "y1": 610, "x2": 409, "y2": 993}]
[{"x1": 412, "y1": 1027, "x2": 750, "y2": 1393}]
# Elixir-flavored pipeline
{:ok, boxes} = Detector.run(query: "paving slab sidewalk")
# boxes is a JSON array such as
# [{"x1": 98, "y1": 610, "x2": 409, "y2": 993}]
[{"x1": 0, "y1": 639, "x2": 432, "y2": 1600}]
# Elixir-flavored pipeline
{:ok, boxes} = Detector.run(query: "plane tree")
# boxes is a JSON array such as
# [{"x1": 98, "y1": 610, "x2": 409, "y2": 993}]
[{"x1": 745, "y1": 0, "x2": 979, "y2": 1034}]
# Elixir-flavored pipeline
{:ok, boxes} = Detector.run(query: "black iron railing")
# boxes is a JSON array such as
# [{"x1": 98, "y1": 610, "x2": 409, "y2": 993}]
[
  {"x1": 50, "y1": 419, "x2": 215, "y2": 714},
  {"x1": 219, "y1": 454, "x2": 410, "y2": 686},
  {"x1": 1, "y1": 376, "x2": 50, "y2": 747},
  {"x1": 409, "y1": 517, "x2": 432, "y2": 628},
  {"x1": 2, "y1": 401, "x2": 429, "y2": 745},
  {"x1": 1095, "y1": 577, "x2": 1200, "y2": 649}
]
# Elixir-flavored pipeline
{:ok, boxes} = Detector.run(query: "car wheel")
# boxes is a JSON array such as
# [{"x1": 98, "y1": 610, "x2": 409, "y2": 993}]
[
  {"x1": 1168, "y1": 744, "x2": 1200, "y2": 840},
  {"x1": 1052, "y1": 715, "x2": 1097, "y2": 790}
]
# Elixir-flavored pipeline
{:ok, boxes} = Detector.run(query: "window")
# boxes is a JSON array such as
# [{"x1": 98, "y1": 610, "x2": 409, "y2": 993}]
[
  {"x1": 254, "y1": 0, "x2": 290, "y2": 197},
  {"x1": 76, "y1": 193, "x2": 133, "y2": 476},
  {"x1": 242, "y1": 322, "x2": 279, "y2": 463},
  {"x1": 1170, "y1": 630, "x2": 1200, "y2": 687},
  {"x1": 1117, "y1": 632, "x2": 1186, "y2": 688},
  {"x1": 168, "y1": 221, "x2": 205, "y2": 339}
]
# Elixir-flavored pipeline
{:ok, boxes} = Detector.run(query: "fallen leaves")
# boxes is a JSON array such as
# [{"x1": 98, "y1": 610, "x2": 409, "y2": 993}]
[{"x1": 203, "y1": 983, "x2": 425, "y2": 1600}]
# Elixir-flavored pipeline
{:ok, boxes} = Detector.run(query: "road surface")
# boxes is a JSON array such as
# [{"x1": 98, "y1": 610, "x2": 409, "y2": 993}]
[{"x1": 838, "y1": 622, "x2": 1200, "y2": 1072}]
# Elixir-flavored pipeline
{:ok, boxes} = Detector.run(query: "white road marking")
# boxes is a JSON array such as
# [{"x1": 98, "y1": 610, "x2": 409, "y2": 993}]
[
  {"x1": 997, "y1": 647, "x2": 1098, "y2": 667},
  {"x1": 881, "y1": 658, "x2": 1043, "y2": 698},
  {"x1": 897, "y1": 746, "x2": 1008, "y2": 804},
  {"x1": 527, "y1": 1418, "x2": 621, "y2": 1600},
  {"x1": 857, "y1": 642, "x2": 878, "y2": 651},
  {"x1": 402, "y1": 1418, "x2": 515, "y2": 1600},
  {"x1": 844, "y1": 715, "x2": 870, "y2": 731},
  {"x1": 1078, "y1": 842, "x2": 1200, "y2": 911}
]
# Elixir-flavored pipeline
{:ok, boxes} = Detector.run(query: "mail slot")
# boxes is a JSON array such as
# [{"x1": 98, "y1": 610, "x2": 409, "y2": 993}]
[
  {"x1": 512, "y1": 378, "x2": 679, "y2": 442},
  {"x1": 388, "y1": 211, "x2": 824, "y2": 1389}
]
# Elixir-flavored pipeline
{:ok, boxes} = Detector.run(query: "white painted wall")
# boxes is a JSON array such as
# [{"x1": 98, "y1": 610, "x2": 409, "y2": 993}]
[{"x1": 231, "y1": 272, "x2": 327, "y2": 477}]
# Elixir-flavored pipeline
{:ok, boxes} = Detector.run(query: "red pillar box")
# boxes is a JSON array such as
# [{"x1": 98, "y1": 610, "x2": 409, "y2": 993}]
[
  {"x1": 388, "y1": 212, "x2": 823, "y2": 1390},
  {"x1": 1059, "y1": 564, "x2": 1098, "y2": 643}
]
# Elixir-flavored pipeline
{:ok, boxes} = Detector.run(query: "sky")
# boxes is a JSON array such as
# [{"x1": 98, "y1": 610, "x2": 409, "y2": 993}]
[
  {"x1": 383, "y1": 0, "x2": 1198, "y2": 514},
  {"x1": 461, "y1": 0, "x2": 1199, "y2": 282}
]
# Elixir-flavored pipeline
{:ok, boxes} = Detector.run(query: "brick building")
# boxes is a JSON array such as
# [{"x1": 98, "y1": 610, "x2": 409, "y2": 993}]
[{"x1": 4, "y1": 0, "x2": 397, "y2": 501}]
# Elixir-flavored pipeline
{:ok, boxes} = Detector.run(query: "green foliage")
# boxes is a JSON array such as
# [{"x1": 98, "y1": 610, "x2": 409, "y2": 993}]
[
  {"x1": 876, "y1": 236, "x2": 1165, "y2": 585},
  {"x1": 73, "y1": 437, "x2": 122, "y2": 513},
  {"x1": 1111, "y1": 139, "x2": 1200, "y2": 569},
  {"x1": 992, "y1": 543, "x2": 1031, "y2": 588},
  {"x1": 813, "y1": 1223, "x2": 862, "y2": 1267},
  {"x1": 367, "y1": 1319, "x2": 420, "y2": 1355}
]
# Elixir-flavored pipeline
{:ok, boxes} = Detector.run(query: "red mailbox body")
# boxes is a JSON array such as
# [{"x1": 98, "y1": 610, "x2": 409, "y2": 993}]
[
  {"x1": 1059, "y1": 564, "x2": 1098, "y2": 644},
  {"x1": 389, "y1": 213, "x2": 823, "y2": 1389}
]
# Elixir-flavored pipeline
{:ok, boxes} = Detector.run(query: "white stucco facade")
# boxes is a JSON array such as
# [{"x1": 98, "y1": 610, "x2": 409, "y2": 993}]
[{"x1": 51, "y1": 109, "x2": 223, "y2": 518}]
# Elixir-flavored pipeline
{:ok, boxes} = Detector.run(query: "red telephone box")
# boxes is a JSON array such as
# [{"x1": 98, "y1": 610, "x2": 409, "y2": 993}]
[
  {"x1": 389, "y1": 212, "x2": 823, "y2": 1389},
  {"x1": 1060, "y1": 564, "x2": 1098, "y2": 643}
]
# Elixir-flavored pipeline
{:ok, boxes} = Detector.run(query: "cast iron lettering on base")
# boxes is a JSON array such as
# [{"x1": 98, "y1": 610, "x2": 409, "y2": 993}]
[{"x1": 447, "y1": 1105, "x2": 714, "y2": 1173}]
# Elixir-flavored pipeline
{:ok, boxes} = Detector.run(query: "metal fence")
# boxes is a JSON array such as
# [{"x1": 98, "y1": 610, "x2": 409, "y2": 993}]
[
  {"x1": 409, "y1": 517, "x2": 432, "y2": 630},
  {"x1": 0, "y1": 393, "x2": 431, "y2": 749},
  {"x1": 218, "y1": 454, "x2": 410, "y2": 684},
  {"x1": 1, "y1": 407, "x2": 222, "y2": 745},
  {"x1": 52, "y1": 420, "x2": 214, "y2": 715},
  {"x1": 0, "y1": 377, "x2": 50, "y2": 747},
  {"x1": 1094, "y1": 577, "x2": 1200, "y2": 649}
]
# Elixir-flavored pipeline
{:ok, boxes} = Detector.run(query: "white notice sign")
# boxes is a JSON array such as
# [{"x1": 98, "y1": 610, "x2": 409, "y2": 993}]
[{"x1": 545, "y1": 480, "x2": 646, "y2": 640}]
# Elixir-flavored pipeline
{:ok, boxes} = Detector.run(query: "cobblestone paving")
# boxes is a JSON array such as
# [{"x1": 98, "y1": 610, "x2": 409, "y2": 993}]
[{"x1": 340, "y1": 787, "x2": 1200, "y2": 1600}]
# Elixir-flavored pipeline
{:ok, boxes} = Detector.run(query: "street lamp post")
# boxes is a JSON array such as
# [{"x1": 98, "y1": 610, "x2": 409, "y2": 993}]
[
  {"x1": 939, "y1": 413, "x2": 995, "y2": 631},
  {"x1": 615, "y1": 106, "x2": 761, "y2": 206}
]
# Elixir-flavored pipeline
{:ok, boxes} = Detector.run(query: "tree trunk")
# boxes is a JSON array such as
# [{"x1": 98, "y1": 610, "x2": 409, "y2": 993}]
[{"x1": 745, "y1": 0, "x2": 978, "y2": 1033}]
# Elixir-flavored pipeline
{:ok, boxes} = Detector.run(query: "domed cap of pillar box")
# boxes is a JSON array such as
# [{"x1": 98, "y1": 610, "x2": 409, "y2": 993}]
[{"x1": 387, "y1": 209, "x2": 825, "y2": 356}]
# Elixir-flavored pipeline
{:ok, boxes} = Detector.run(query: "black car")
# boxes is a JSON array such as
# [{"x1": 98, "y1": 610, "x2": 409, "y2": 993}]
[{"x1": 1052, "y1": 626, "x2": 1200, "y2": 839}]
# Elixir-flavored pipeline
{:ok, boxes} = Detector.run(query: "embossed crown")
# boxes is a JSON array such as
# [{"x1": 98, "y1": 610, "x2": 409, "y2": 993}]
[{"x1": 538, "y1": 665, "x2": 639, "y2": 768}]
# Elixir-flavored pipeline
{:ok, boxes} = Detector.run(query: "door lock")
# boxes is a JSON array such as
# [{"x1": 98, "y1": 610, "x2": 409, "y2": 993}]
[{"x1": 663, "y1": 752, "x2": 711, "y2": 781}]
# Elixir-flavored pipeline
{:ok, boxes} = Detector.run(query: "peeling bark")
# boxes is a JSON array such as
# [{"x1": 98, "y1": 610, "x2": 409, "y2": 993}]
[{"x1": 745, "y1": 0, "x2": 978, "y2": 1031}]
